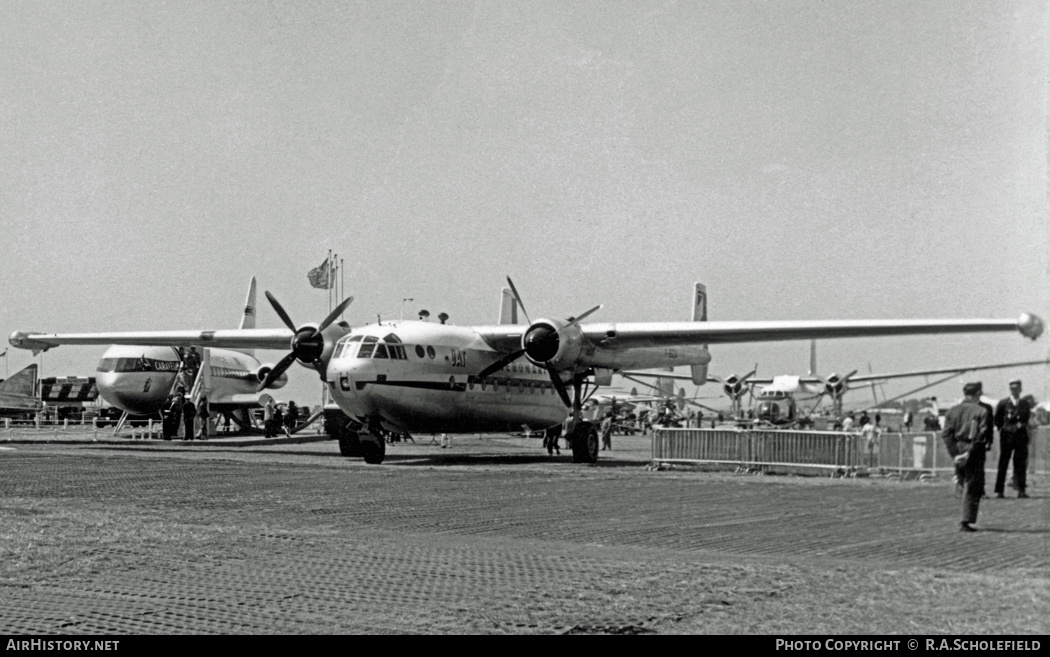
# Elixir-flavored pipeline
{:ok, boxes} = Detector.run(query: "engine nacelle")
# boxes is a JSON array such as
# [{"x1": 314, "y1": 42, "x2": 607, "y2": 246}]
[
  {"x1": 255, "y1": 364, "x2": 288, "y2": 389},
  {"x1": 823, "y1": 371, "x2": 856, "y2": 399},
  {"x1": 289, "y1": 321, "x2": 348, "y2": 367},
  {"x1": 521, "y1": 318, "x2": 583, "y2": 371}
]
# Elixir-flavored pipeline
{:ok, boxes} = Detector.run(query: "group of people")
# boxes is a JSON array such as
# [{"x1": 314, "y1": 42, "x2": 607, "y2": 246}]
[
  {"x1": 161, "y1": 388, "x2": 210, "y2": 441},
  {"x1": 941, "y1": 378, "x2": 1033, "y2": 532},
  {"x1": 262, "y1": 397, "x2": 299, "y2": 438},
  {"x1": 174, "y1": 346, "x2": 202, "y2": 391}
]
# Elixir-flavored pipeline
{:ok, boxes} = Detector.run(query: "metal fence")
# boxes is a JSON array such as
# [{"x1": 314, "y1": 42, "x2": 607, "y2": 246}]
[
  {"x1": 652, "y1": 426, "x2": 1050, "y2": 477},
  {"x1": 652, "y1": 428, "x2": 857, "y2": 475}
]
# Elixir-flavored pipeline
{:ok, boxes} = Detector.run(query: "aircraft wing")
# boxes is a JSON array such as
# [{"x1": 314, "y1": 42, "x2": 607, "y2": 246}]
[
  {"x1": 209, "y1": 392, "x2": 277, "y2": 410},
  {"x1": 577, "y1": 315, "x2": 1043, "y2": 349},
  {"x1": 9, "y1": 329, "x2": 294, "y2": 354},
  {"x1": 621, "y1": 371, "x2": 781, "y2": 386},
  {"x1": 845, "y1": 359, "x2": 1050, "y2": 384}
]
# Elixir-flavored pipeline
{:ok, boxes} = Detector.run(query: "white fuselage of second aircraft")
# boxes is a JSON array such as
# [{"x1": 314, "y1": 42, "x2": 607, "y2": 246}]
[
  {"x1": 95, "y1": 345, "x2": 283, "y2": 415},
  {"x1": 326, "y1": 321, "x2": 568, "y2": 434}
]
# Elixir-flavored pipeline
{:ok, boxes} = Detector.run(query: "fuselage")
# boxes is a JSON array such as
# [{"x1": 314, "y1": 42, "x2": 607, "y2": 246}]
[
  {"x1": 326, "y1": 320, "x2": 567, "y2": 434},
  {"x1": 94, "y1": 345, "x2": 273, "y2": 414}
]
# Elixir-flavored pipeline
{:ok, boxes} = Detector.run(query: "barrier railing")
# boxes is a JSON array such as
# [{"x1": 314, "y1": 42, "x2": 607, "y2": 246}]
[
  {"x1": 654, "y1": 427, "x2": 1050, "y2": 478},
  {"x1": 652, "y1": 428, "x2": 859, "y2": 475},
  {"x1": 651, "y1": 429, "x2": 747, "y2": 467},
  {"x1": 747, "y1": 430, "x2": 858, "y2": 474}
]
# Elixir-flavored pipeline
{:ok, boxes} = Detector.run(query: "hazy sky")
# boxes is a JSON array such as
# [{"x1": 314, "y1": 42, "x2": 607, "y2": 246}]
[{"x1": 2, "y1": 0, "x2": 1047, "y2": 407}]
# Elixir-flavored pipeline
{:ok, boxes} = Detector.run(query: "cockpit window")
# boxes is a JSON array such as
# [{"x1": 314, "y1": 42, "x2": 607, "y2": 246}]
[
  {"x1": 357, "y1": 342, "x2": 375, "y2": 358},
  {"x1": 363, "y1": 335, "x2": 378, "y2": 343},
  {"x1": 383, "y1": 333, "x2": 401, "y2": 343},
  {"x1": 348, "y1": 335, "x2": 363, "y2": 342},
  {"x1": 373, "y1": 344, "x2": 389, "y2": 359}
]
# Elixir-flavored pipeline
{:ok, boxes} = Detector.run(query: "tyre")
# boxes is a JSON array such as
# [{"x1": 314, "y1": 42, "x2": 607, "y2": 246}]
[
  {"x1": 362, "y1": 437, "x2": 386, "y2": 464},
  {"x1": 570, "y1": 421, "x2": 599, "y2": 464},
  {"x1": 338, "y1": 431, "x2": 363, "y2": 457}
]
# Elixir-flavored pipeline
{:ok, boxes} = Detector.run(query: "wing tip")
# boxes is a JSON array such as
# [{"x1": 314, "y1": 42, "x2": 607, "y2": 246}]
[{"x1": 1018, "y1": 313, "x2": 1045, "y2": 340}]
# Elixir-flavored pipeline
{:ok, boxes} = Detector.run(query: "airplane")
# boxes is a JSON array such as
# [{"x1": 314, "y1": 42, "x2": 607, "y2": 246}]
[
  {"x1": 625, "y1": 339, "x2": 1050, "y2": 419},
  {"x1": 0, "y1": 364, "x2": 42, "y2": 417},
  {"x1": 76, "y1": 277, "x2": 306, "y2": 432},
  {"x1": 9, "y1": 277, "x2": 1045, "y2": 464}
]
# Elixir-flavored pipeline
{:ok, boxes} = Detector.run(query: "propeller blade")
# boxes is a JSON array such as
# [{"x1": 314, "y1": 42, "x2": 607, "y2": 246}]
[
  {"x1": 476, "y1": 348, "x2": 527, "y2": 380},
  {"x1": 318, "y1": 296, "x2": 355, "y2": 333},
  {"x1": 545, "y1": 363, "x2": 573, "y2": 408},
  {"x1": 256, "y1": 351, "x2": 298, "y2": 392},
  {"x1": 505, "y1": 277, "x2": 531, "y2": 325},
  {"x1": 562, "y1": 304, "x2": 602, "y2": 330},
  {"x1": 265, "y1": 291, "x2": 297, "y2": 332}
]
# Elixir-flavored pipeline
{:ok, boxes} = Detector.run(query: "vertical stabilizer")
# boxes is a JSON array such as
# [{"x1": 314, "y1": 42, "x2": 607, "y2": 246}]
[
  {"x1": 690, "y1": 283, "x2": 709, "y2": 385},
  {"x1": 239, "y1": 276, "x2": 257, "y2": 357},
  {"x1": 0, "y1": 364, "x2": 37, "y2": 398},
  {"x1": 498, "y1": 287, "x2": 520, "y2": 325},
  {"x1": 691, "y1": 283, "x2": 707, "y2": 322}
]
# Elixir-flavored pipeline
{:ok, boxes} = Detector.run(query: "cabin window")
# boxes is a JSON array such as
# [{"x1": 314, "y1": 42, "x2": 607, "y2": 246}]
[
  {"x1": 426, "y1": 346, "x2": 436, "y2": 359},
  {"x1": 415, "y1": 345, "x2": 425, "y2": 358}
]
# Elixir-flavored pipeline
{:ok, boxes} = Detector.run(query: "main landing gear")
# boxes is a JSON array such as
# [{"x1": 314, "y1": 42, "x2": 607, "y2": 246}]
[
  {"x1": 569, "y1": 421, "x2": 599, "y2": 464},
  {"x1": 566, "y1": 372, "x2": 599, "y2": 464},
  {"x1": 361, "y1": 419, "x2": 387, "y2": 464},
  {"x1": 325, "y1": 409, "x2": 385, "y2": 464}
]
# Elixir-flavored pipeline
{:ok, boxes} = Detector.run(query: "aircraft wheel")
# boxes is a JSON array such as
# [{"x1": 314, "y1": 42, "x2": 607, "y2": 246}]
[
  {"x1": 362, "y1": 436, "x2": 386, "y2": 464},
  {"x1": 338, "y1": 431, "x2": 363, "y2": 457},
  {"x1": 571, "y1": 422, "x2": 599, "y2": 464}
]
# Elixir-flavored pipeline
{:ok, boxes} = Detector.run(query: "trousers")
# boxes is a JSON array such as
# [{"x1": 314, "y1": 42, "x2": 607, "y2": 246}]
[{"x1": 994, "y1": 432, "x2": 1028, "y2": 494}]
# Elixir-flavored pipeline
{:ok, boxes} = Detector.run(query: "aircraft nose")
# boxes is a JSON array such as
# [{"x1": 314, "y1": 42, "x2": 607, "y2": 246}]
[{"x1": 96, "y1": 373, "x2": 169, "y2": 415}]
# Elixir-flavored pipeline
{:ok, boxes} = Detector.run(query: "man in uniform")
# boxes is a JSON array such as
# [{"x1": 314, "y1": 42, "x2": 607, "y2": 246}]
[
  {"x1": 182, "y1": 393, "x2": 197, "y2": 441},
  {"x1": 941, "y1": 382, "x2": 991, "y2": 532},
  {"x1": 973, "y1": 382, "x2": 995, "y2": 498},
  {"x1": 993, "y1": 379, "x2": 1032, "y2": 499}
]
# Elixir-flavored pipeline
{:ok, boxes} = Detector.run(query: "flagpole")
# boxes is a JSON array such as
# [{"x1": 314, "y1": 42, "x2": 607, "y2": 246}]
[{"x1": 340, "y1": 257, "x2": 345, "y2": 321}]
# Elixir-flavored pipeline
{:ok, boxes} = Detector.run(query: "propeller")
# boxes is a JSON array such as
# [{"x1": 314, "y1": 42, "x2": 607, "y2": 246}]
[
  {"x1": 257, "y1": 291, "x2": 354, "y2": 391},
  {"x1": 820, "y1": 369, "x2": 859, "y2": 400},
  {"x1": 474, "y1": 277, "x2": 602, "y2": 407}
]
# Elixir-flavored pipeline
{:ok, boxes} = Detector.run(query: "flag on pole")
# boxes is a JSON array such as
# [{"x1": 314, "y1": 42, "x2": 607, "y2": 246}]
[{"x1": 307, "y1": 257, "x2": 332, "y2": 289}]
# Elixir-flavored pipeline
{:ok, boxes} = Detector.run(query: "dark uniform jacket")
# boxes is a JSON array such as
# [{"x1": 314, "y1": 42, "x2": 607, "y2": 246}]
[
  {"x1": 182, "y1": 399, "x2": 197, "y2": 420},
  {"x1": 978, "y1": 400, "x2": 995, "y2": 449},
  {"x1": 941, "y1": 400, "x2": 990, "y2": 458},
  {"x1": 994, "y1": 397, "x2": 1031, "y2": 438}
]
